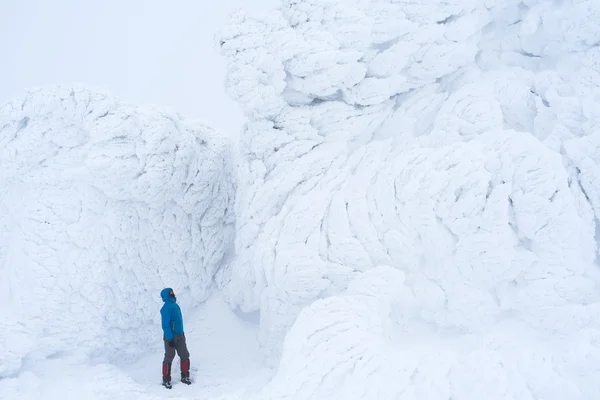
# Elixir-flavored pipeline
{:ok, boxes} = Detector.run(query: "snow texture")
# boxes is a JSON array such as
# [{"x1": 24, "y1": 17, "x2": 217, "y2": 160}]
[
  {"x1": 218, "y1": 0, "x2": 600, "y2": 398},
  {"x1": 3, "y1": 0, "x2": 600, "y2": 398},
  {"x1": 253, "y1": 266, "x2": 406, "y2": 400},
  {"x1": 0, "y1": 85, "x2": 235, "y2": 378},
  {"x1": 0, "y1": 294, "x2": 271, "y2": 400}
]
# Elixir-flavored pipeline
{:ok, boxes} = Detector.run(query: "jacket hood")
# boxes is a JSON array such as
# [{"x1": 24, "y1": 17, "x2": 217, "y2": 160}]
[{"x1": 160, "y1": 287, "x2": 173, "y2": 302}]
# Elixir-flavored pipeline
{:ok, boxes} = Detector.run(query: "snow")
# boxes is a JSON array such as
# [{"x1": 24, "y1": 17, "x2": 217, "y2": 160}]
[
  {"x1": 2, "y1": 0, "x2": 600, "y2": 399},
  {"x1": 0, "y1": 85, "x2": 235, "y2": 378},
  {"x1": 217, "y1": 0, "x2": 600, "y2": 398},
  {"x1": 253, "y1": 266, "x2": 406, "y2": 400},
  {"x1": 0, "y1": 294, "x2": 270, "y2": 400}
]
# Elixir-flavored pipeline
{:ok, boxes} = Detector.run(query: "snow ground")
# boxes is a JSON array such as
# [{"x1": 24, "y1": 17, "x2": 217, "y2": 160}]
[
  {"x1": 0, "y1": 294, "x2": 271, "y2": 400},
  {"x1": 2, "y1": 0, "x2": 600, "y2": 399}
]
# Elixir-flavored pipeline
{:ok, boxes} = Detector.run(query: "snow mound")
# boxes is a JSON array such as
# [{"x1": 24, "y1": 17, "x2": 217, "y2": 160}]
[
  {"x1": 219, "y1": 0, "x2": 600, "y2": 398},
  {"x1": 0, "y1": 85, "x2": 235, "y2": 378},
  {"x1": 253, "y1": 265, "x2": 405, "y2": 400}
]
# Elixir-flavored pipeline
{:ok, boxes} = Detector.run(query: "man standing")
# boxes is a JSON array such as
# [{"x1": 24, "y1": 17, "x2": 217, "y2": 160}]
[{"x1": 160, "y1": 287, "x2": 192, "y2": 388}]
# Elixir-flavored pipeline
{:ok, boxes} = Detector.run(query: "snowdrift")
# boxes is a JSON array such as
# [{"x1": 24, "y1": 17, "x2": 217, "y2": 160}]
[
  {"x1": 218, "y1": 0, "x2": 600, "y2": 398},
  {"x1": 0, "y1": 85, "x2": 235, "y2": 378}
]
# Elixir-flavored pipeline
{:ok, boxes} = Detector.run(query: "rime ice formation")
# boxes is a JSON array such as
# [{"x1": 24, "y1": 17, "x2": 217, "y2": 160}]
[
  {"x1": 0, "y1": 85, "x2": 235, "y2": 378},
  {"x1": 253, "y1": 266, "x2": 406, "y2": 400},
  {"x1": 218, "y1": 0, "x2": 600, "y2": 398}
]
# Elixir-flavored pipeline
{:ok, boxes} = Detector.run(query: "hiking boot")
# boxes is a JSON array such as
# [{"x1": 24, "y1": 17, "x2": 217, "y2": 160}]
[
  {"x1": 180, "y1": 359, "x2": 191, "y2": 384},
  {"x1": 181, "y1": 376, "x2": 192, "y2": 385}
]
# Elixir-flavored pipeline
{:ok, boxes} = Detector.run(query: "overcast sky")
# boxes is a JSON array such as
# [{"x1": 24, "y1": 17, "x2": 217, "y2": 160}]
[{"x1": 0, "y1": 0, "x2": 277, "y2": 136}]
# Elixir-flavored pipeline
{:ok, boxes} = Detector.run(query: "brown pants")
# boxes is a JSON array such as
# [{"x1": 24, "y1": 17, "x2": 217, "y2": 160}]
[{"x1": 163, "y1": 334, "x2": 190, "y2": 364}]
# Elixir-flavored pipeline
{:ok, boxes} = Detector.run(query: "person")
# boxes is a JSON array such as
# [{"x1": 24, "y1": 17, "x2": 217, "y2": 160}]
[{"x1": 160, "y1": 287, "x2": 191, "y2": 388}]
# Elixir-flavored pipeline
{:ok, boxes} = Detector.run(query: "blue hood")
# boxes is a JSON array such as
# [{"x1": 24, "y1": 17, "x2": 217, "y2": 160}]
[{"x1": 161, "y1": 287, "x2": 174, "y2": 302}]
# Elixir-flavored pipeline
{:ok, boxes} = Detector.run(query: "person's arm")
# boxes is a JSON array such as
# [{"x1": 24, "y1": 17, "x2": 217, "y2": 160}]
[{"x1": 161, "y1": 307, "x2": 173, "y2": 342}]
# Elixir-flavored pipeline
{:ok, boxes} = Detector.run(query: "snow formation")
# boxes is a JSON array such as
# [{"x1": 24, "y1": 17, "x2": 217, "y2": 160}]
[
  {"x1": 0, "y1": 85, "x2": 235, "y2": 378},
  {"x1": 218, "y1": 0, "x2": 600, "y2": 398},
  {"x1": 2, "y1": 0, "x2": 600, "y2": 398}
]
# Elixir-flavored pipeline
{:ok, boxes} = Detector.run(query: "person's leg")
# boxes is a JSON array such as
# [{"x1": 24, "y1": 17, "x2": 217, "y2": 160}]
[
  {"x1": 175, "y1": 334, "x2": 191, "y2": 383},
  {"x1": 162, "y1": 338, "x2": 176, "y2": 385}
]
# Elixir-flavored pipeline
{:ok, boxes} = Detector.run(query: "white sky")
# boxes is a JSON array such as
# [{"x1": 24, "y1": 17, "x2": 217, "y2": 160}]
[{"x1": 0, "y1": 0, "x2": 278, "y2": 136}]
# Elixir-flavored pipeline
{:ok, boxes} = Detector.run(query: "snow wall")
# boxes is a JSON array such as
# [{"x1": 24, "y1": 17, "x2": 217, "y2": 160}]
[
  {"x1": 0, "y1": 85, "x2": 236, "y2": 377},
  {"x1": 217, "y1": 0, "x2": 600, "y2": 398}
]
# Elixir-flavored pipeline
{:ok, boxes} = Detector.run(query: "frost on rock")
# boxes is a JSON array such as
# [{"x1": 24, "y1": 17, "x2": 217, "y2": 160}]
[
  {"x1": 0, "y1": 85, "x2": 235, "y2": 377},
  {"x1": 219, "y1": 0, "x2": 600, "y2": 398}
]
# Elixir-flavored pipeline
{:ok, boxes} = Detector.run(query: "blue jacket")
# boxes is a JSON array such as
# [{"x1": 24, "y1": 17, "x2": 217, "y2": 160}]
[{"x1": 160, "y1": 288, "x2": 184, "y2": 341}]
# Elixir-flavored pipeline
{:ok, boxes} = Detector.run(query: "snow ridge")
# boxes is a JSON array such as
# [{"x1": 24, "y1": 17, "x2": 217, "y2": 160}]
[
  {"x1": 219, "y1": 0, "x2": 600, "y2": 398},
  {"x1": 0, "y1": 85, "x2": 235, "y2": 378}
]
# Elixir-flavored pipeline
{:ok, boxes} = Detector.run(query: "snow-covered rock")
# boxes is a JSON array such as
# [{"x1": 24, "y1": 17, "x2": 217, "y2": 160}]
[
  {"x1": 218, "y1": 0, "x2": 600, "y2": 398},
  {"x1": 0, "y1": 85, "x2": 235, "y2": 377}
]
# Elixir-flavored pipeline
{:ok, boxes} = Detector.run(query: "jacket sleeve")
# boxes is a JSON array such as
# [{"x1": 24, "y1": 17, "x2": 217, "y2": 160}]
[{"x1": 160, "y1": 306, "x2": 173, "y2": 341}]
